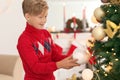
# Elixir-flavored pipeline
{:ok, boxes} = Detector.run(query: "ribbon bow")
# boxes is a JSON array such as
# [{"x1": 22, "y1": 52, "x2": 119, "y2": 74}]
[{"x1": 104, "y1": 20, "x2": 120, "y2": 38}]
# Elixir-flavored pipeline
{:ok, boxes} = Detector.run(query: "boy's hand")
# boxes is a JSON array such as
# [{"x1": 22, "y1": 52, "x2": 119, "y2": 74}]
[{"x1": 56, "y1": 55, "x2": 80, "y2": 69}]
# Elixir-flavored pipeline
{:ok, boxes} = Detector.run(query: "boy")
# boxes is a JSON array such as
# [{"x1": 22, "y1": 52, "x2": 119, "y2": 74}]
[{"x1": 17, "y1": 0, "x2": 80, "y2": 80}]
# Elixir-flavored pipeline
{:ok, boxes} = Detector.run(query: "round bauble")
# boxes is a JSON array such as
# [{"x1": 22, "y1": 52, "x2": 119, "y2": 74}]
[
  {"x1": 101, "y1": 0, "x2": 110, "y2": 3},
  {"x1": 92, "y1": 26, "x2": 106, "y2": 41},
  {"x1": 94, "y1": 7, "x2": 105, "y2": 22},
  {"x1": 105, "y1": 65, "x2": 112, "y2": 73},
  {"x1": 82, "y1": 69, "x2": 93, "y2": 80},
  {"x1": 91, "y1": 15, "x2": 99, "y2": 24},
  {"x1": 72, "y1": 47, "x2": 91, "y2": 64}
]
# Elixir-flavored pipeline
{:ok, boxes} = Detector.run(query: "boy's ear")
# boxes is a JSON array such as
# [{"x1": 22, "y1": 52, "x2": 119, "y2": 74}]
[{"x1": 25, "y1": 13, "x2": 30, "y2": 21}]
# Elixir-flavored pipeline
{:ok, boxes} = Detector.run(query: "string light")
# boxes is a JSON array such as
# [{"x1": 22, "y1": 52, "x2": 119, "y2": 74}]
[
  {"x1": 100, "y1": 56, "x2": 103, "y2": 58},
  {"x1": 111, "y1": 48, "x2": 114, "y2": 51},
  {"x1": 115, "y1": 9, "x2": 117, "y2": 12},
  {"x1": 104, "y1": 73, "x2": 108, "y2": 76},
  {"x1": 96, "y1": 70, "x2": 100, "y2": 72},
  {"x1": 113, "y1": 53, "x2": 116, "y2": 56},
  {"x1": 109, "y1": 4, "x2": 112, "y2": 7},
  {"x1": 115, "y1": 59, "x2": 119, "y2": 61},
  {"x1": 109, "y1": 62, "x2": 113, "y2": 66},
  {"x1": 106, "y1": 51, "x2": 109, "y2": 54}
]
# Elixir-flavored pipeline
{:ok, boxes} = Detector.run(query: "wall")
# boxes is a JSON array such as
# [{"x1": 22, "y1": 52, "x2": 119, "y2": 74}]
[
  {"x1": 0, "y1": 0, "x2": 25, "y2": 55},
  {"x1": 46, "y1": 0, "x2": 102, "y2": 31},
  {"x1": 0, "y1": 0, "x2": 101, "y2": 55}
]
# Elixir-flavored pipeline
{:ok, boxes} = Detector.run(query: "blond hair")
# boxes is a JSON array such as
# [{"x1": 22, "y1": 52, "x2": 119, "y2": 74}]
[{"x1": 22, "y1": 0, "x2": 48, "y2": 16}]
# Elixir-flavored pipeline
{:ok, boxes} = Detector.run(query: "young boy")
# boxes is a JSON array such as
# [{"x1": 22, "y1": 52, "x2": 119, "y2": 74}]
[{"x1": 17, "y1": 0, "x2": 80, "y2": 80}]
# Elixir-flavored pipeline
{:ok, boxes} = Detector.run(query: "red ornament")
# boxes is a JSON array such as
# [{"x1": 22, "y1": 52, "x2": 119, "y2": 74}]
[
  {"x1": 87, "y1": 47, "x2": 96, "y2": 65},
  {"x1": 89, "y1": 56, "x2": 96, "y2": 65}
]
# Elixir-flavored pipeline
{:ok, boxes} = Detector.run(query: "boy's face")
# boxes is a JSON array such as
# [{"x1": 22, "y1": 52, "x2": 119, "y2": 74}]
[{"x1": 25, "y1": 9, "x2": 48, "y2": 29}]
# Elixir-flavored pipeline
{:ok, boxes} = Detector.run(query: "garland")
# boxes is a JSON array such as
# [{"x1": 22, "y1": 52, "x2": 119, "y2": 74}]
[
  {"x1": 64, "y1": 18, "x2": 88, "y2": 32},
  {"x1": 110, "y1": 0, "x2": 120, "y2": 4}
]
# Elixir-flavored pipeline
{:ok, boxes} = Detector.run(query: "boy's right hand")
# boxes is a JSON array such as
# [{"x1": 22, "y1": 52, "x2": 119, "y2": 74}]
[{"x1": 56, "y1": 55, "x2": 80, "y2": 69}]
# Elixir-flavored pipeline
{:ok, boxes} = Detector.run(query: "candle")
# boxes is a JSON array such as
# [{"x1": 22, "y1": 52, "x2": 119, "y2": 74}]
[
  {"x1": 82, "y1": 7, "x2": 87, "y2": 30},
  {"x1": 72, "y1": 16, "x2": 76, "y2": 28},
  {"x1": 82, "y1": 7, "x2": 86, "y2": 19},
  {"x1": 72, "y1": 14, "x2": 77, "y2": 39},
  {"x1": 72, "y1": 13, "x2": 76, "y2": 28},
  {"x1": 63, "y1": 3, "x2": 66, "y2": 27}
]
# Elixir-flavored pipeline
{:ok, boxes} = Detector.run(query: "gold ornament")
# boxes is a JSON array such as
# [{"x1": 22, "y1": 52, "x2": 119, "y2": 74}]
[
  {"x1": 105, "y1": 65, "x2": 112, "y2": 73},
  {"x1": 110, "y1": 0, "x2": 120, "y2": 4},
  {"x1": 66, "y1": 74, "x2": 77, "y2": 80},
  {"x1": 82, "y1": 69, "x2": 94, "y2": 80},
  {"x1": 86, "y1": 38, "x2": 95, "y2": 48},
  {"x1": 92, "y1": 26, "x2": 106, "y2": 41},
  {"x1": 94, "y1": 7, "x2": 105, "y2": 22},
  {"x1": 71, "y1": 74, "x2": 77, "y2": 80},
  {"x1": 104, "y1": 20, "x2": 120, "y2": 38}
]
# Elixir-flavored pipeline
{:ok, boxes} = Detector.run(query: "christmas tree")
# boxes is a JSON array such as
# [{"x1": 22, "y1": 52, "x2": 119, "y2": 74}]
[
  {"x1": 67, "y1": 0, "x2": 120, "y2": 80},
  {"x1": 88, "y1": 0, "x2": 120, "y2": 80}
]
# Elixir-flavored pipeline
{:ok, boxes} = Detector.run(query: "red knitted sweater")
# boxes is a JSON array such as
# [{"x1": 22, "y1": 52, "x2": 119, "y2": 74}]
[{"x1": 17, "y1": 23, "x2": 67, "y2": 80}]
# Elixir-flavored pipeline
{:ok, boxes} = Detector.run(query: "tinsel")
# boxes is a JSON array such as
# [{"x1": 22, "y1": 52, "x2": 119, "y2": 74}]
[{"x1": 110, "y1": 0, "x2": 120, "y2": 4}]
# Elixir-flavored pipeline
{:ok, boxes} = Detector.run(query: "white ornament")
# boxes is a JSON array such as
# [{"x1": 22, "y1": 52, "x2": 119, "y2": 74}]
[
  {"x1": 92, "y1": 26, "x2": 106, "y2": 41},
  {"x1": 82, "y1": 69, "x2": 93, "y2": 80},
  {"x1": 94, "y1": 7, "x2": 105, "y2": 22},
  {"x1": 72, "y1": 46, "x2": 91, "y2": 64}
]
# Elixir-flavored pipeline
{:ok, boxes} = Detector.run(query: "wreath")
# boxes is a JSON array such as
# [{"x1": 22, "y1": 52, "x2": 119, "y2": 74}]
[{"x1": 64, "y1": 17, "x2": 88, "y2": 32}]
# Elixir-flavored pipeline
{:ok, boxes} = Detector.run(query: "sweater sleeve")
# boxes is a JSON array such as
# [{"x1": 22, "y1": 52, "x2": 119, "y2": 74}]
[
  {"x1": 45, "y1": 31, "x2": 68, "y2": 62},
  {"x1": 17, "y1": 35, "x2": 57, "y2": 74},
  {"x1": 51, "y1": 42, "x2": 68, "y2": 62}
]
